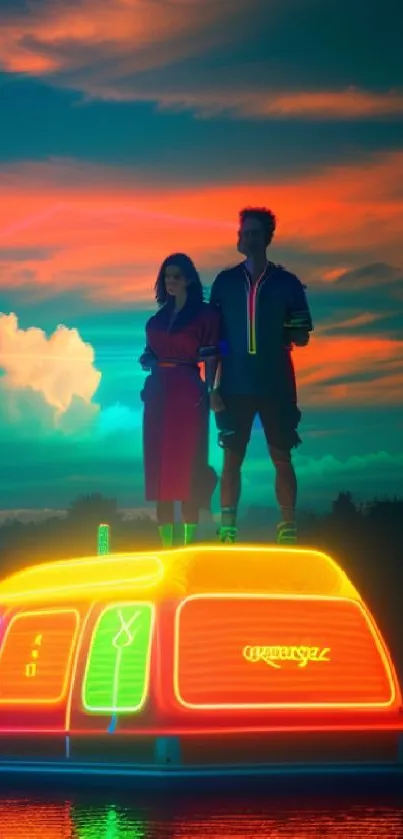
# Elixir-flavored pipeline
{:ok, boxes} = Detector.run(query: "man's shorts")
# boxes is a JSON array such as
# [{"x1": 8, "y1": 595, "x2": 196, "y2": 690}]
[{"x1": 215, "y1": 394, "x2": 302, "y2": 456}]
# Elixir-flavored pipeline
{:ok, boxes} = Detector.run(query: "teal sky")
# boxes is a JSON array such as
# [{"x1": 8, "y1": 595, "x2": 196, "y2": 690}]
[{"x1": 0, "y1": 0, "x2": 402, "y2": 513}]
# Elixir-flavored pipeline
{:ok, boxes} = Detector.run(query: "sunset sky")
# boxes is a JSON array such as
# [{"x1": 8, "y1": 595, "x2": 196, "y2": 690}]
[{"x1": 0, "y1": 0, "x2": 402, "y2": 514}]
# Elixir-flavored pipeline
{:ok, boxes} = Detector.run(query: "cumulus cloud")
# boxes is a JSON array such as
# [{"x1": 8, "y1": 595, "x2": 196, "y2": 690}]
[
  {"x1": 1, "y1": 150, "x2": 402, "y2": 308},
  {"x1": 94, "y1": 402, "x2": 142, "y2": 439},
  {"x1": 0, "y1": 313, "x2": 147, "y2": 444},
  {"x1": 0, "y1": 313, "x2": 101, "y2": 426}
]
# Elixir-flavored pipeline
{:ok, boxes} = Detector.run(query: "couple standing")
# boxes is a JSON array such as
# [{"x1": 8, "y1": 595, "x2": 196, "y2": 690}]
[{"x1": 140, "y1": 207, "x2": 313, "y2": 548}]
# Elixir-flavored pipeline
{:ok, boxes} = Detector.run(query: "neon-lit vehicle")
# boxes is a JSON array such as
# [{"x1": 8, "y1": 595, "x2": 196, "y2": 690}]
[{"x1": 0, "y1": 545, "x2": 402, "y2": 779}]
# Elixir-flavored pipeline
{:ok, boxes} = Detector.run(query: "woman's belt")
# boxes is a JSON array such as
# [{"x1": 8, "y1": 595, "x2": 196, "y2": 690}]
[{"x1": 156, "y1": 360, "x2": 199, "y2": 369}]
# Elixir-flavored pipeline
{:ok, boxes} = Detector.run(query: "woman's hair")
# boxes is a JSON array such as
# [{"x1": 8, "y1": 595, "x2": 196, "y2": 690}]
[{"x1": 154, "y1": 253, "x2": 204, "y2": 307}]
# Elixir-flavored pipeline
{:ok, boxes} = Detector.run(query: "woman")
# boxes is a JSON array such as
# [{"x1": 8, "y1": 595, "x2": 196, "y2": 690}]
[{"x1": 140, "y1": 253, "x2": 220, "y2": 548}]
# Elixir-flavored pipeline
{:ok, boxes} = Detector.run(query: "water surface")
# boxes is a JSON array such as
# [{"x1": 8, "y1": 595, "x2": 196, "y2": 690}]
[{"x1": 1, "y1": 793, "x2": 403, "y2": 838}]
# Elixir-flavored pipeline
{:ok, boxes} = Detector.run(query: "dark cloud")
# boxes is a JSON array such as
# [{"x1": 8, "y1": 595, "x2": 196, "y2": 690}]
[
  {"x1": 321, "y1": 362, "x2": 403, "y2": 387},
  {"x1": 312, "y1": 262, "x2": 402, "y2": 318},
  {"x1": 0, "y1": 283, "x2": 102, "y2": 325},
  {"x1": 3, "y1": 0, "x2": 402, "y2": 99},
  {"x1": 0, "y1": 0, "x2": 31, "y2": 15},
  {"x1": 292, "y1": 263, "x2": 402, "y2": 352},
  {"x1": 243, "y1": 0, "x2": 403, "y2": 90},
  {"x1": 1, "y1": 78, "x2": 403, "y2": 181},
  {"x1": 1, "y1": 0, "x2": 403, "y2": 184},
  {"x1": 324, "y1": 312, "x2": 403, "y2": 340},
  {"x1": 0, "y1": 246, "x2": 55, "y2": 261},
  {"x1": 334, "y1": 262, "x2": 402, "y2": 290},
  {"x1": 0, "y1": 435, "x2": 142, "y2": 507},
  {"x1": 335, "y1": 268, "x2": 402, "y2": 332}
]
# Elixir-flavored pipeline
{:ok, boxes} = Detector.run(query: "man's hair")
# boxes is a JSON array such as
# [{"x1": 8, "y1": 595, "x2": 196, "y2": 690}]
[{"x1": 239, "y1": 207, "x2": 276, "y2": 246}]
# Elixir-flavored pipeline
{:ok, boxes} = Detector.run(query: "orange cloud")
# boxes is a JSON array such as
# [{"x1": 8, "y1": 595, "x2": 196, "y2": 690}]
[
  {"x1": 0, "y1": 149, "x2": 402, "y2": 409},
  {"x1": 0, "y1": 150, "x2": 402, "y2": 302},
  {"x1": 322, "y1": 268, "x2": 351, "y2": 282},
  {"x1": 314, "y1": 313, "x2": 387, "y2": 333},
  {"x1": 113, "y1": 87, "x2": 403, "y2": 120},
  {"x1": 294, "y1": 335, "x2": 403, "y2": 407},
  {"x1": 0, "y1": 0, "x2": 250, "y2": 77},
  {"x1": 250, "y1": 88, "x2": 403, "y2": 120},
  {"x1": 1, "y1": 1, "x2": 402, "y2": 121}
]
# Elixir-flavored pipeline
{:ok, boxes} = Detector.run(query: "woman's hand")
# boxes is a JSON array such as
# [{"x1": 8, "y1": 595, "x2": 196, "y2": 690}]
[
  {"x1": 139, "y1": 350, "x2": 154, "y2": 370},
  {"x1": 210, "y1": 390, "x2": 225, "y2": 413}
]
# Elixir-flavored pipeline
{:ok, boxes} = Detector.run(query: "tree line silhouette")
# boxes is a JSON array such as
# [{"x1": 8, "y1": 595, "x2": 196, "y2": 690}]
[{"x1": 0, "y1": 490, "x2": 401, "y2": 674}]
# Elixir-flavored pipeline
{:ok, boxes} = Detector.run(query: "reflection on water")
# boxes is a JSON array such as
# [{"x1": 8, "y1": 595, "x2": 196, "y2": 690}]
[{"x1": 0, "y1": 795, "x2": 402, "y2": 839}]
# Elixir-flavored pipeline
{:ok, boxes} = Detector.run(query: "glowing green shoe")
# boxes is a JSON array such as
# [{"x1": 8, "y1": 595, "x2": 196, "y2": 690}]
[
  {"x1": 219, "y1": 526, "x2": 237, "y2": 544},
  {"x1": 158, "y1": 523, "x2": 174, "y2": 549},
  {"x1": 276, "y1": 521, "x2": 297, "y2": 545}
]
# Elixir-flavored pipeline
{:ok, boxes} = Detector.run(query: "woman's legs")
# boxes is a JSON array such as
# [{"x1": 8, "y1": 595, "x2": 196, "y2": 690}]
[
  {"x1": 156, "y1": 501, "x2": 175, "y2": 547},
  {"x1": 181, "y1": 500, "x2": 199, "y2": 545},
  {"x1": 156, "y1": 501, "x2": 174, "y2": 524},
  {"x1": 156, "y1": 500, "x2": 199, "y2": 546}
]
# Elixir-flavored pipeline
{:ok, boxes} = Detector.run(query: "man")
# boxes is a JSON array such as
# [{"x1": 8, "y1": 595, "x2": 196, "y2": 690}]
[{"x1": 210, "y1": 207, "x2": 313, "y2": 545}]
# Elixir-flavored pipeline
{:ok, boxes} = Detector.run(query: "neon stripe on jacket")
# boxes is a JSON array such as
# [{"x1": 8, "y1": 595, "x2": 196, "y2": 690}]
[{"x1": 244, "y1": 265, "x2": 269, "y2": 355}]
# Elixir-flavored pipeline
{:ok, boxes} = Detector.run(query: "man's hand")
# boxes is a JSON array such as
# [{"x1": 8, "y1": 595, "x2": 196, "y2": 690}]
[
  {"x1": 289, "y1": 328, "x2": 310, "y2": 347},
  {"x1": 284, "y1": 308, "x2": 312, "y2": 347},
  {"x1": 210, "y1": 390, "x2": 226, "y2": 413}
]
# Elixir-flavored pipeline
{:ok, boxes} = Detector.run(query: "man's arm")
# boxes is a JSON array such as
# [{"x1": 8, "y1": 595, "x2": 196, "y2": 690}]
[{"x1": 285, "y1": 276, "x2": 313, "y2": 347}]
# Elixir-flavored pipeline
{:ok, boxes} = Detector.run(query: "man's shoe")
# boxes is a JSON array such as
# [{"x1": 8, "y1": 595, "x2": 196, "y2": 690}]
[
  {"x1": 219, "y1": 526, "x2": 237, "y2": 544},
  {"x1": 276, "y1": 521, "x2": 297, "y2": 545}
]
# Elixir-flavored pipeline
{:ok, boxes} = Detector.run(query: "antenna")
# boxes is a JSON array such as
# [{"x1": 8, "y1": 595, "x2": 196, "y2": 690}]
[{"x1": 97, "y1": 523, "x2": 110, "y2": 556}]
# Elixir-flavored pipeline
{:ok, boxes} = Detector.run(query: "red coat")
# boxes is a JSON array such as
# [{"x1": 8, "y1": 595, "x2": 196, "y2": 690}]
[{"x1": 141, "y1": 302, "x2": 220, "y2": 504}]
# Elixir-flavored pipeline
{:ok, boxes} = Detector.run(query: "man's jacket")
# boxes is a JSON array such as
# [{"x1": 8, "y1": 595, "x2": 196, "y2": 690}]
[{"x1": 210, "y1": 261, "x2": 313, "y2": 399}]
